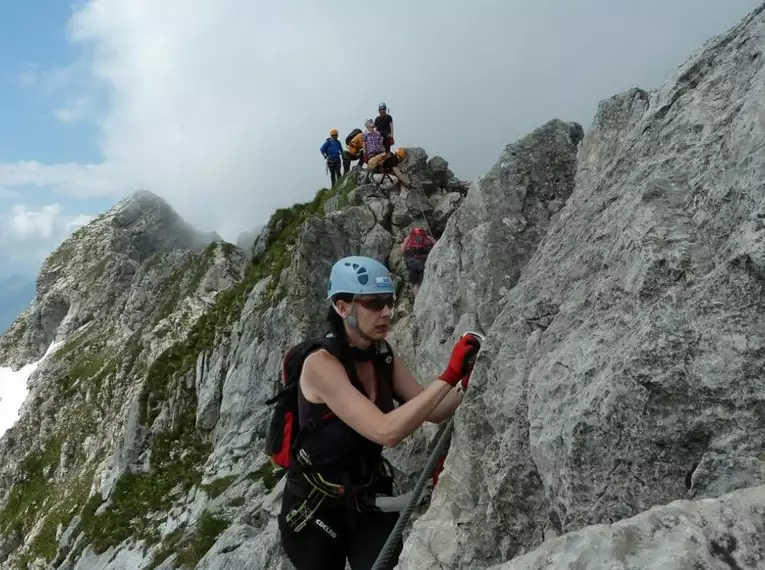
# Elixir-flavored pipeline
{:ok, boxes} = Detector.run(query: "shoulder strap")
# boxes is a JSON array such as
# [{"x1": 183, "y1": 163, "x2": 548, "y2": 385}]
[
  {"x1": 284, "y1": 335, "x2": 364, "y2": 416},
  {"x1": 372, "y1": 340, "x2": 398, "y2": 405}
]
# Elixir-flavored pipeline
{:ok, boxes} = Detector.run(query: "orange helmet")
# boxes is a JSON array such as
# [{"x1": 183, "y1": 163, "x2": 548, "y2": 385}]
[{"x1": 329, "y1": 128, "x2": 339, "y2": 136}]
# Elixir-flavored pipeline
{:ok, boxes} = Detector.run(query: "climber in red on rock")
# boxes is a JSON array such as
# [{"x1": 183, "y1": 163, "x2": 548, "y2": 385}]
[{"x1": 400, "y1": 227, "x2": 436, "y2": 298}]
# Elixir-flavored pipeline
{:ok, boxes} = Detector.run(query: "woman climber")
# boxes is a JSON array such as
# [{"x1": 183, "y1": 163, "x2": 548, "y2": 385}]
[{"x1": 276, "y1": 255, "x2": 481, "y2": 570}]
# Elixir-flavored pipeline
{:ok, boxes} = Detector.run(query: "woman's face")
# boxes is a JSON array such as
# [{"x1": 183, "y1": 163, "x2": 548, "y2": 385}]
[{"x1": 340, "y1": 294, "x2": 394, "y2": 339}]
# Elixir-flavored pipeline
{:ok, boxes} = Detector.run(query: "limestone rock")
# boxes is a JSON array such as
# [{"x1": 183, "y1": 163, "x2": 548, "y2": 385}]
[
  {"x1": 408, "y1": 118, "x2": 583, "y2": 386},
  {"x1": 398, "y1": 5, "x2": 765, "y2": 569},
  {"x1": 487, "y1": 484, "x2": 765, "y2": 570}
]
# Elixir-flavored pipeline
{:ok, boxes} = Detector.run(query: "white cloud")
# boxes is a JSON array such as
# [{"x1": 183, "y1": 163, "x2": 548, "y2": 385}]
[
  {"x1": 54, "y1": 96, "x2": 92, "y2": 123},
  {"x1": 15, "y1": 62, "x2": 75, "y2": 91},
  {"x1": 54, "y1": 108, "x2": 77, "y2": 122},
  {"x1": 9, "y1": 204, "x2": 61, "y2": 239},
  {"x1": 0, "y1": 204, "x2": 93, "y2": 277},
  {"x1": 0, "y1": 161, "x2": 128, "y2": 198},
  {"x1": 5, "y1": 0, "x2": 763, "y2": 244}
]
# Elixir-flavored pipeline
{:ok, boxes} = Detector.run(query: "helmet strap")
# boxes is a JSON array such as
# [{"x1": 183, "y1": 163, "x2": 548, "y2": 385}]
[{"x1": 335, "y1": 299, "x2": 377, "y2": 346}]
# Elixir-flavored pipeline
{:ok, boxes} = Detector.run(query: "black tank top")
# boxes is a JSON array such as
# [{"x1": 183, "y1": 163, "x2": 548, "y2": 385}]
[{"x1": 295, "y1": 342, "x2": 397, "y2": 484}]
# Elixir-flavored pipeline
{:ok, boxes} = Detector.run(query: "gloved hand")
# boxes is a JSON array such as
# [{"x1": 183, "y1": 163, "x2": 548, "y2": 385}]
[
  {"x1": 460, "y1": 360, "x2": 475, "y2": 392},
  {"x1": 439, "y1": 334, "x2": 481, "y2": 386}
]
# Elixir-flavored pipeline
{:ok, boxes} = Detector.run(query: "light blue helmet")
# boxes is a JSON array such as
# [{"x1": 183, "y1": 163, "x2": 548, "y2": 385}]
[{"x1": 327, "y1": 256, "x2": 395, "y2": 299}]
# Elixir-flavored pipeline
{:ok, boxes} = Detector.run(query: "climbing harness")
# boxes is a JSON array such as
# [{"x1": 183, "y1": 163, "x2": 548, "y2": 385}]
[
  {"x1": 284, "y1": 449, "x2": 394, "y2": 533},
  {"x1": 371, "y1": 331, "x2": 485, "y2": 570}
]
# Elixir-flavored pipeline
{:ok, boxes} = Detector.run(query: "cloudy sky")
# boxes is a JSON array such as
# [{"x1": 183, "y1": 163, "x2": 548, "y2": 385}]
[{"x1": 0, "y1": 0, "x2": 762, "y2": 281}]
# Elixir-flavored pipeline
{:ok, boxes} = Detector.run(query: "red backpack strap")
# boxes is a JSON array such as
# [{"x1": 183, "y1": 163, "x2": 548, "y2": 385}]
[{"x1": 265, "y1": 337, "x2": 343, "y2": 470}]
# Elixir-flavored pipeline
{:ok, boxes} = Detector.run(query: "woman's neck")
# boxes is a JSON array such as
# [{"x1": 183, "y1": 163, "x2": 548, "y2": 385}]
[{"x1": 346, "y1": 327, "x2": 373, "y2": 350}]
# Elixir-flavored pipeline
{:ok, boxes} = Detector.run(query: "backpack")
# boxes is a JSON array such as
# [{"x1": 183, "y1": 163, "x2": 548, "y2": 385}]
[
  {"x1": 264, "y1": 335, "x2": 395, "y2": 471},
  {"x1": 367, "y1": 151, "x2": 391, "y2": 171},
  {"x1": 345, "y1": 128, "x2": 362, "y2": 145},
  {"x1": 404, "y1": 233, "x2": 432, "y2": 257}
]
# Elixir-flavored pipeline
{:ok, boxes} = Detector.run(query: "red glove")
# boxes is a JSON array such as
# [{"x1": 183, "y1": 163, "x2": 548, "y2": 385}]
[
  {"x1": 439, "y1": 335, "x2": 481, "y2": 386},
  {"x1": 460, "y1": 360, "x2": 475, "y2": 392}
]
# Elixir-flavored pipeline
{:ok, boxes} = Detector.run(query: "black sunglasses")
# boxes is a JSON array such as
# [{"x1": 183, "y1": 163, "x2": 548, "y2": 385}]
[{"x1": 355, "y1": 295, "x2": 395, "y2": 311}]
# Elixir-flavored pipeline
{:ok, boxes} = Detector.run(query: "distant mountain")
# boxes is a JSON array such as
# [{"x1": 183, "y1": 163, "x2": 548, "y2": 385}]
[{"x1": 0, "y1": 276, "x2": 36, "y2": 334}]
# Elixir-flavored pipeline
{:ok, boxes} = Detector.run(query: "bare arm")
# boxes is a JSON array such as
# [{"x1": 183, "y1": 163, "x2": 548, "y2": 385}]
[
  {"x1": 302, "y1": 349, "x2": 453, "y2": 447},
  {"x1": 390, "y1": 351, "x2": 461, "y2": 423}
]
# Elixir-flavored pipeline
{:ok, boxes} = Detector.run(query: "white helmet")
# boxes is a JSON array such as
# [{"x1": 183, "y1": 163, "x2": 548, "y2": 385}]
[
  {"x1": 378, "y1": 102, "x2": 387, "y2": 110},
  {"x1": 365, "y1": 118, "x2": 375, "y2": 128}
]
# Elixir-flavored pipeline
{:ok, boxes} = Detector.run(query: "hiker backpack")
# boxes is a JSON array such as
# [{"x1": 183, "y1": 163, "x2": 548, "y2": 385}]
[
  {"x1": 367, "y1": 151, "x2": 391, "y2": 171},
  {"x1": 345, "y1": 128, "x2": 362, "y2": 145},
  {"x1": 264, "y1": 335, "x2": 395, "y2": 471},
  {"x1": 404, "y1": 233, "x2": 431, "y2": 257}
]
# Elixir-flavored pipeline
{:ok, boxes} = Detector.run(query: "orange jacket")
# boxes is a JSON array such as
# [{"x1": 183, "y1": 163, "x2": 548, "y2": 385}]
[{"x1": 347, "y1": 133, "x2": 364, "y2": 156}]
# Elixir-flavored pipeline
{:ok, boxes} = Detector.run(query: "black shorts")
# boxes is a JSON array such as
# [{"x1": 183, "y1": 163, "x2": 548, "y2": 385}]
[
  {"x1": 278, "y1": 478, "x2": 403, "y2": 569},
  {"x1": 405, "y1": 257, "x2": 425, "y2": 285}
]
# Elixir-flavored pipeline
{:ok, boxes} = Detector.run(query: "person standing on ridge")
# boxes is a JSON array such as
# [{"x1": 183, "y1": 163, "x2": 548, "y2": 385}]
[
  {"x1": 276, "y1": 256, "x2": 480, "y2": 570},
  {"x1": 400, "y1": 227, "x2": 436, "y2": 298},
  {"x1": 321, "y1": 128, "x2": 344, "y2": 186},
  {"x1": 343, "y1": 127, "x2": 365, "y2": 176},
  {"x1": 362, "y1": 118, "x2": 385, "y2": 167},
  {"x1": 374, "y1": 103, "x2": 394, "y2": 153}
]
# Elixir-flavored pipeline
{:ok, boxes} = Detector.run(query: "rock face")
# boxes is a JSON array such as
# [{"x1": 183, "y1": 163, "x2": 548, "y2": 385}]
[
  {"x1": 407, "y1": 119, "x2": 583, "y2": 384},
  {"x1": 0, "y1": 190, "x2": 246, "y2": 570},
  {"x1": 488, "y1": 484, "x2": 765, "y2": 570},
  {"x1": 0, "y1": 190, "x2": 225, "y2": 370},
  {"x1": 3, "y1": 6, "x2": 765, "y2": 569},
  {"x1": 398, "y1": 5, "x2": 765, "y2": 569},
  {"x1": 384, "y1": 119, "x2": 584, "y2": 490}
]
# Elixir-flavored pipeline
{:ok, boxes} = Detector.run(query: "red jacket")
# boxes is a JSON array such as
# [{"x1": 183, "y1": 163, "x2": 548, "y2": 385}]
[{"x1": 401, "y1": 233, "x2": 435, "y2": 259}]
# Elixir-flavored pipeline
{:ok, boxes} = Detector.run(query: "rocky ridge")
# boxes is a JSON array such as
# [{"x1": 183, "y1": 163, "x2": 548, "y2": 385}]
[{"x1": 2, "y1": 5, "x2": 765, "y2": 569}]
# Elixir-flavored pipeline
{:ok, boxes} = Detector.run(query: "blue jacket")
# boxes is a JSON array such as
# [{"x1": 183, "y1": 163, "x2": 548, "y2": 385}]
[{"x1": 320, "y1": 137, "x2": 343, "y2": 161}]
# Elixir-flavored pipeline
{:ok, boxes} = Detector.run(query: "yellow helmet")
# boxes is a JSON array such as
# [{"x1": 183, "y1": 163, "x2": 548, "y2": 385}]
[
  {"x1": 395, "y1": 147, "x2": 406, "y2": 160},
  {"x1": 329, "y1": 128, "x2": 339, "y2": 136}
]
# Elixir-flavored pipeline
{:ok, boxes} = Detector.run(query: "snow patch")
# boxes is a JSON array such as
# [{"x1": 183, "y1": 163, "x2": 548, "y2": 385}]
[{"x1": 0, "y1": 340, "x2": 64, "y2": 438}]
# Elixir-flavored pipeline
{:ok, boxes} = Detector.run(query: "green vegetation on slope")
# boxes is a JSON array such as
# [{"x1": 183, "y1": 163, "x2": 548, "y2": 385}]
[
  {"x1": 149, "y1": 512, "x2": 230, "y2": 569},
  {"x1": 78, "y1": 352, "x2": 210, "y2": 553},
  {"x1": 16, "y1": 468, "x2": 95, "y2": 569},
  {"x1": 0, "y1": 398, "x2": 105, "y2": 567},
  {"x1": 151, "y1": 243, "x2": 222, "y2": 325},
  {"x1": 0, "y1": 439, "x2": 63, "y2": 541}
]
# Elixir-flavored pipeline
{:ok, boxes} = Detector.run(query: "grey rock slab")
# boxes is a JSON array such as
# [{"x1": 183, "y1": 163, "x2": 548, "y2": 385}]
[{"x1": 487, "y1": 484, "x2": 765, "y2": 570}]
